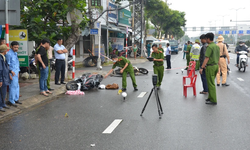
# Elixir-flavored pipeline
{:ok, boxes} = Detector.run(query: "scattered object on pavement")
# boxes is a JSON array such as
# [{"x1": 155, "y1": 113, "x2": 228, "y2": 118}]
[
  {"x1": 21, "y1": 72, "x2": 29, "y2": 80},
  {"x1": 90, "y1": 144, "x2": 95, "y2": 147},
  {"x1": 122, "y1": 92, "x2": 127, "y2": 101},
  {"x1": 98, "y1": 84, "x2": 105, "y2": 89},
  {"x1": 117, "y1": 89, "x2": 122, "y2": 95},
  {"x1": 176, "y1": 72, "x2": 178, "y2": 74},
  {"x1": 65, "y1": 113, "x2": 68, "y2": 117},
  {"x1": 65, "y1": 90, "x2": 85, "y2": 95},
  {"x1": 66, "y1": 73, "x2": 103, "y2": 91},
  {"x1": 30, "y1": 74, "x2": 37, "y2": 79},
  {"x1": 106, "y1": 83, "x2": 119, "y2": 89},
  {"x1": 181, "y1": 69, "x2": 184, "y2": 74},
  {"x1": 111, "y1": 66, "x2": 148, "y2": 76}
]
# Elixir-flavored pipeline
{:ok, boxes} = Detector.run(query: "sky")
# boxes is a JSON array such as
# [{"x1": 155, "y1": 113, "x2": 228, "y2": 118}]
[{"x1": 168, "y1": 0, "x2": 250, "y2": 37}]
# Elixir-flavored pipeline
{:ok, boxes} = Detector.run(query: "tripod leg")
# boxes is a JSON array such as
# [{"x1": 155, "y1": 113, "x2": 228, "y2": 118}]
[
  {"x1": 140, "y1": 88, "x2": 154, "y2": 116},
  {"x1": 154, "y1": 88, "x2": 162, "y2": 119},
  {"x1": 156, "y1": 90, "x2": 163, "y2": 114}
]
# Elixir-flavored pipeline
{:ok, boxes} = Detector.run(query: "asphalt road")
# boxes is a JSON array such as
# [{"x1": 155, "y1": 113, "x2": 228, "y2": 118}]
[{"x1": 0, "y1": 52, "x2": 250, "y2": 150}]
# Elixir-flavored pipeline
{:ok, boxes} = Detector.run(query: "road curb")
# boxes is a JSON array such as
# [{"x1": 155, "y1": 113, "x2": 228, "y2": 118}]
[{"x1": 0, "y1": 85, "x2": 66, "y2": 122}]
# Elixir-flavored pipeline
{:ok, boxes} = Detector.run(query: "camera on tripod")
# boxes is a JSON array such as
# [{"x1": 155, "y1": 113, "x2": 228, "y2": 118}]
[{"x1": 152, "y1": 74, "x2": 158, "y2": 86}]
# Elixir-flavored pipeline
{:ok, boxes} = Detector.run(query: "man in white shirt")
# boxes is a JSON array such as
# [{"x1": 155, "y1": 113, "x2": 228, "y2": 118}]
[
  {"x1": 165, "y1": 43, "x2": 171, "y2": 69},
  {"x1": 54, "y1": 38, "x2": 68, "y2": 85}
]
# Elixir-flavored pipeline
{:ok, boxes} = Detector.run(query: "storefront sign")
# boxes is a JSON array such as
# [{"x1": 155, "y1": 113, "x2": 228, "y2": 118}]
[
  {"x1": 118, "y1": 8, "x2": 131, "y2": 26},
  {"x1": 108, "y1": 2, "x2": 117, "y2": 23},
  {"x1": 110, "y1": 37, "x2": 124, "y2": 51},
  {"x1": 9, "y1": 29, "x2": 29, "y2": 67}
]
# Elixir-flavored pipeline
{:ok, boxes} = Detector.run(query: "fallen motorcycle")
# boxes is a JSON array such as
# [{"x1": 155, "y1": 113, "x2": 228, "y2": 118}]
[
  {"x1": 110, "y1": 66, "x2": 148, "y2": 76},
  {"x1": 66, "y1": 73, "x2": 103, "y2": 91}
]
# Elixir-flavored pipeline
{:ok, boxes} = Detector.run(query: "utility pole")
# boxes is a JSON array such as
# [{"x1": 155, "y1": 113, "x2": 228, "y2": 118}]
[
  {"x1": 140, "y1": 0, "x2": 144, "y2": 58},
  {"x1": 106, "y1": 0, "x2": 109, "y2": 60}
]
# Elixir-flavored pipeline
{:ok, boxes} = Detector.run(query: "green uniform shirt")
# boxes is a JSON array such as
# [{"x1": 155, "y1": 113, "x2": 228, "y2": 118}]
[
  {"x1": 151, "y1": 50, "x2": 164, "y2": 66},
  {"x1": 158, "y1": 48, "x2": 164, "y2": 53},
  {"x1": 112, "y1": 56, "x2": 131, "y2": 69},
  {"x1": 205, "y1": 42, "x2": 220, "y2": 65},
  {"x1": 186, "y1": 45, "x2": 192, "y2": 55}
]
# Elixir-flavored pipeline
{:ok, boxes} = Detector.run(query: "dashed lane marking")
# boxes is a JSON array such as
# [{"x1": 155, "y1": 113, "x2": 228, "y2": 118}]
[
  {"x1": 138, "y1": 92, "x2": 147, "y2": 98},
  {"x1": 237, "y1": 78, "x2": 244, "y2": 81},
  {"x1": 102, "y1": 119, "x2": 123, "y2": 134}
]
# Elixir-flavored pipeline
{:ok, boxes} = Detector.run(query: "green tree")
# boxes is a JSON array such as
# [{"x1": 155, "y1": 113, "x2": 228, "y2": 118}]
[{"x1": 11, "y1": 0, "x2": 88, "y2": 49}]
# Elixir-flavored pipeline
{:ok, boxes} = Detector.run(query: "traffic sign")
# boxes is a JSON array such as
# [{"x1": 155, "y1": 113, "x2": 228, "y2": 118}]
[
  {"x1": 247, "y1": 30, "x2": 250, "y2": 34},
  {"x1": 90, "y1": 29, "x2": 98, "y2": 35},
  {"x1": 218, "y1": 31, "x2": 223, "y2": 34},
  {"x1": 232, "y1": 30, "x2": 236, "y2": 34},
  {"x1": 225, "y1": 31, "x2": 230, "y2": 34},
  {"x1": 239, "y1": 30, "x2": 244, "y2": 34}
]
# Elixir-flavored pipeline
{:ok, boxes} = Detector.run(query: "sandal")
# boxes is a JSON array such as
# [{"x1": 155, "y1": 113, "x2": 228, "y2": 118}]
[
  {"x1": 200, "y1": 91, "x2": 208, "y2": 94},
  {"x1": 40, "y1": 92, "x2": 49, "y2": 97},
  {"x1": 46, "y1": 91, "x2": 53, "y2": 94}
]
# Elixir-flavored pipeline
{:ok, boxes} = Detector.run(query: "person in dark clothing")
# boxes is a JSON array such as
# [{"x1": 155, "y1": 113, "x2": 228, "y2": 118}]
[
  {"x1": 199, "y1": 34, "x2": 208, "y2": 94},
  {"x1": 0, "y1": 44, "x2": 13, "y2": 111},
  {"x1": 36, "y1": 39, "x2": 52, "y2": 97},
  {"x1": 235, "y1": 41, "x2": 249, "y2": 67}
]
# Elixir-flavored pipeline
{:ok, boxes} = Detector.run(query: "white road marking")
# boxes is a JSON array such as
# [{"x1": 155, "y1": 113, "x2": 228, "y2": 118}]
[
  {"x1": 237, "y1": 78, "x2": 244, "y2": 81},
  {"x1": 138, "y1": 92, "x2": 147, "y2": 98},
  {"x1": 102, "y1": 119, "x2": 122, "y2": 134}
]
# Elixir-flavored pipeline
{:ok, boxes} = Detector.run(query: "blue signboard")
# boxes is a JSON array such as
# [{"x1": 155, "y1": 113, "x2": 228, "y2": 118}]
[
  {"x1": 0, "y1": 26, "x2": 2, "y2": 38},
  {"x1": 239, "y1": 30, "x2": 244, "y2": 34},
  {"x1": 232, "y1": 30, "x2": 236, "y2": 34},
  {"x1": 247, "y1": 30, "x2": 250, "y2": 34},
  {"x1": 218, "y1": 31, "x2": 223, "y2": 34},
  {"x1": 90, "y1": 29, "x2": 98, "y2": 35},
  {"x1": 225, "y1": 31, "x2": 230, "y2": 34}
]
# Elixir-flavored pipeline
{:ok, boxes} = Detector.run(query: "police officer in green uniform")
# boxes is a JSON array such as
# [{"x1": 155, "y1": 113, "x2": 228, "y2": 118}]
[
  {"x1": 105, "y1": 55, "x2": 138, "y2": 91},
  {"x1": 158, "y1": 44, "x2": 164, "y2": 53},
  {"x1": 151, "y1": 44, "x2": 164, "y2": 88},
  {"x1": 199, "y1": 33, "x2": 220, "y2": 105},
  {"x1": 185, "y1": 41, "x2": 192, "y2": 69}
]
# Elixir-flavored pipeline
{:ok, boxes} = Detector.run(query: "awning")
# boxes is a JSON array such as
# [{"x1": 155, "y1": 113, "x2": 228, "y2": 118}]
[
  {"x1": 146, "y1": 36, "x2": 158, "y2": 41},
  {"x1": 101, "y1": 24, "x2": 122, "y2": 33}
]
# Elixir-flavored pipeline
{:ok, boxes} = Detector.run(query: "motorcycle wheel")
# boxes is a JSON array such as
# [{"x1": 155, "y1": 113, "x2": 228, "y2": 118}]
[
  {"x1": 66, "y1": 81, "x2": 79, "y2": 90},
  {"x1": 83, "y1": 57, "x2": 98, "y2": 67},
  {"x1": 30, "y1": 65, "x2": 38, "y2": 74},
  {"x1": 139, "y1": 68, "x2": 148, "y2": 74},
  {"x1": 243, "y1": 62, "x2": 246, "y2": 72}
]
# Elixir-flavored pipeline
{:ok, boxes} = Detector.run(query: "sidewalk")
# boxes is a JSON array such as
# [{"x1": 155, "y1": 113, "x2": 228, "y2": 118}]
[{"x1": 0, "y1": 57, "x2": 147, "y2": 121}]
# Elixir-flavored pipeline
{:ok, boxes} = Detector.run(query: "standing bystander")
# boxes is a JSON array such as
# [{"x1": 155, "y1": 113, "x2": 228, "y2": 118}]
[
  {"x1": 47, "y1": 46, "x2": 54, "y2": 90},
  {"x1": 199, "y1": 33, "x2": 220, "y2": 105},
  {"x1": 199, "y1": 34, "x2": 208, "y2": 94},
  {"x1": 185, "y1": 41, "x2": 192, "y2": 70},
  {"x1": 36, "y1": 39, "x2": 52, "y2": 97},
  {"x1": 190, "y1": 39, "x2": 201, "y2": 70},
  {"x1": 5, "y1": 41, "x2": 21, "y2": 107},
  {"x1": 183, "y1": 43, "x2": 187, "y2": 59},
  {"x1": 165, "y1": 43, "x2": 171, "y2": 69},
  {"x1": 54, "y1": 38, "x2": 68, "y2": 85},
  {"x1": 0, "y1": 45, "x2": 12, "y2": 111},
  {"x1": 133, "y1": 44, "x2": 138, "y2": 60},
  {"x1": 0, "y1": 38, "x2": 6, "y2": 45}
]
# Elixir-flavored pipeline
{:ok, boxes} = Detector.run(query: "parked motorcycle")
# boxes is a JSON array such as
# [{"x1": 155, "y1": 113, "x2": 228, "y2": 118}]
[
  {"x1": 50, "y1": 56, "x2": 73, "y2": 72},
  {"x1": 237, "y1": 51, "x2": 248, "y2": 72},
  {"x1": 111, "y1": 66, "x2": 148, "y2": 76},
  {"x1": 20, "y1": 49, "x2": 38, "y2": 74},
  {"x1": 66, "y1": 73, "x2": 103, "y2": 91},
  {"x1": 83, "y1": 49, "x2": 105, "y2": 67}
]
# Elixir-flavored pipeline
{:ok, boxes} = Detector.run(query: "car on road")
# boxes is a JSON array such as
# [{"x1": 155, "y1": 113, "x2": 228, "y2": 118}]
[{"x1": 169, "y1": 40, "x2": 179, "y2": 54}]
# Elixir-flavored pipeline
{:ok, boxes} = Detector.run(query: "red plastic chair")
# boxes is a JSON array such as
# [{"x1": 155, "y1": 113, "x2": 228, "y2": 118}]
[
  {"x1": 187, "y1": 61, "x2": 196, "y2": 76},
  {"x1": 183, "y1": 74, "x2": 197, "y2": 97}
]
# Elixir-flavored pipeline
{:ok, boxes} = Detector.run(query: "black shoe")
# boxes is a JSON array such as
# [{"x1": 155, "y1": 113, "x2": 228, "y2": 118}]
[
  {"x1": 3, "y1": 106, "x2": 10, "y2": 109},
  {"x1": 61, "y1": 82, "x2": 66, "y2": 84},
  {"x1": 222, "y1": 83, "x2": 230, "y2": 86},
  {"x1": 55, "y1": 83, "x2": 61, "y2": 85},
  {"x1": 15, "y1": 101, "x2": 22, "y2": 104},
  {"x1": 121, "y1": 88, "x2": 127, "y2": 92},
  {"x1": 48, "y1": 88, "x2": 54, "y2": 91},
  {"x1": 0, "y1": 108, "x2": 5, "y2": 112},
  {"x1": 184, "y1": 68, "x2": 188, "y2": 70},
  {"x1": 134, "y1": 87, "x2": 138, "y2": 91},
  {"x1": 206, "y1": 98, "x2": 210, "y2": 101},
  {"x1": 206, "y1": 101, "x2": 217, "y2": 105},
  {"x1": 217, "y1": 84, "x2": 220, "y2": 86},
  {"x1": 6, "y1": 101, "x2": 17, "y2": 107}
]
